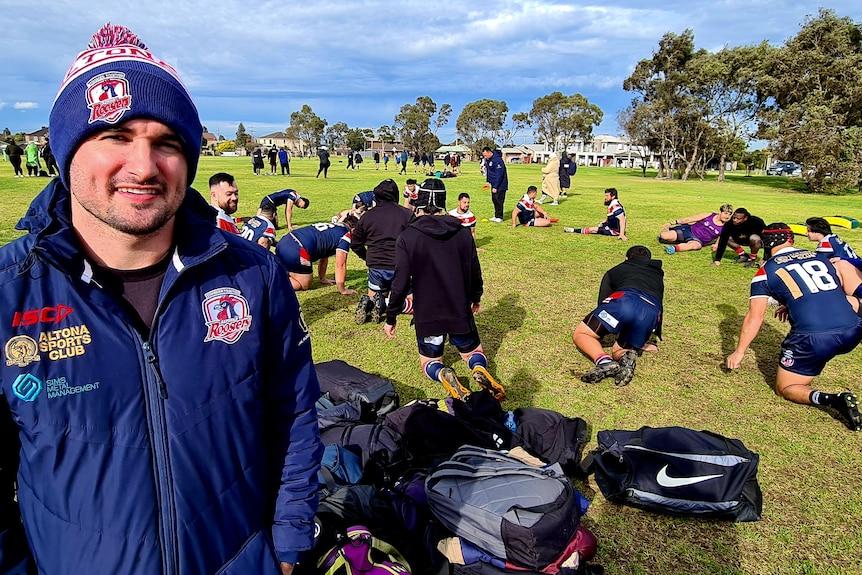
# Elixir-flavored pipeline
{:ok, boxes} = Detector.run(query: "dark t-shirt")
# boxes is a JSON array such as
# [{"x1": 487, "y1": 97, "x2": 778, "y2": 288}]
[{"x1": 95, "y1": 252, "x2": 171, "y2": 337}]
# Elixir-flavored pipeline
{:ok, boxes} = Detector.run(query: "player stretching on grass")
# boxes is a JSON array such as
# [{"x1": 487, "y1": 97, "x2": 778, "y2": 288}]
[{"x1": 726, "y1": 223, "x2": 862, "y2": 431}]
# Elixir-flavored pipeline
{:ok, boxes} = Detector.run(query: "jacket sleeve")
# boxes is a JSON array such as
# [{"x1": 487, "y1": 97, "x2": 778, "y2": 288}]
[
  {"x1": 713, "y1": 225, "x2": 732, "y2": 262},
  {"x1": 597, "y1": 269, "x2": 615, "y2": 305},
  {"x1": 350, "y1": 221, "x2": 368, "y2": 261},
  {"x1": 263, "y1": 259, "x2": 323, "y2": 564},
  {"x1": 469, "y1": 237, "x2": 483, "y2": 304},
  {"x1": 386, "y1": 235, "x2": 411, "y2": 324},
  {"x1": 0, "y1": 399, "x2": 35, "y2": 575}
]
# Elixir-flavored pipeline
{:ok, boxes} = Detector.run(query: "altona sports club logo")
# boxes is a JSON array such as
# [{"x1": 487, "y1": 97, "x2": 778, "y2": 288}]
[
  {"x1": 201, "y1": 288, "x2": 253, "y2": 345},
  {"x1": 86, "y1": 71, "x2": 132, "y2": 124}
]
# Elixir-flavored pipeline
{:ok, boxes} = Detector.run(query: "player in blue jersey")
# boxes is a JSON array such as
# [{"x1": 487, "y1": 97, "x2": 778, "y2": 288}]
[
  {"x1": 260, "y1": 188, "x2": 309, "y2": 230},
  {"x1": 564, "y1": 188, "x2": 627, "y2": 240},
  {"x1": 275, "y1": 218, "x2": 358, "y2": 294},
  {"x1": 239, "y1": 204, "x2": 277, "y2": 249},
  {"x1": 805, "y1": 217, "x2": 859, "y2": 261},
  {"x1": 726, "y1": 223, "x2": 862, "y2": 431}
]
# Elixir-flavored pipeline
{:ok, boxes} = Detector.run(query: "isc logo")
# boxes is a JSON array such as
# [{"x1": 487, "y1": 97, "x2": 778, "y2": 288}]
[{"x1": 12, "y1": 305, "x2": 74, "y2": 327}]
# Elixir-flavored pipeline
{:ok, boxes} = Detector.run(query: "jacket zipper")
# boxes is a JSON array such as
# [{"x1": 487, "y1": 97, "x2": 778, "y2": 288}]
[{"x1": 141, "y1": 339, "x2": 179, "y2": 575}]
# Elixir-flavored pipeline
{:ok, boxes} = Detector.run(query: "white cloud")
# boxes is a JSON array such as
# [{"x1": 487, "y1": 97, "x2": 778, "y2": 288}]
[{"x1": 14, "y1": 102, "x2": 39, "y2": 110}]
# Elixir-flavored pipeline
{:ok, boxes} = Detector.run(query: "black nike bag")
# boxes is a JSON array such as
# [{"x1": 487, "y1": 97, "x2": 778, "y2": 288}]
[
  {"x1": 315, "y1": 360, "x2": 399, "y2": 421},
  {"x1": 583, "y1": 426, "x2": 762, "y2": 522}
]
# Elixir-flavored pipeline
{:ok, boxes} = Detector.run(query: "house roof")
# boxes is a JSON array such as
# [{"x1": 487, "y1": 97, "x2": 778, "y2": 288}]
[{"x1": 260, "y1": 131, "x2": 287, "y2": 139}]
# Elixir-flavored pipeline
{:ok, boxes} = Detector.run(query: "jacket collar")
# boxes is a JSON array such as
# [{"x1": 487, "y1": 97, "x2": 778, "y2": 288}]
[{"x1": 17, "y1": 179, "x2": 228, "y2": 277}]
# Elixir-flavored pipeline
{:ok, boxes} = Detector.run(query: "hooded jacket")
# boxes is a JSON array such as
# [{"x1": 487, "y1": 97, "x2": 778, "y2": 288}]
[
  {"x1": 386, "y1": 214, "x2": 482, "y2": 337},
  {"x1": 350, "y1": 180, "x2": 414, "y2": 270},
  {"x1": 0, "y1": 180, "x2": 322, "y2": 574}
]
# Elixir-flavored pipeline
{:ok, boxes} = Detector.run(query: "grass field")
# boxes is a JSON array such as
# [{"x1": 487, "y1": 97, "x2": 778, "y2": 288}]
[{"x1": 1, "y1": 156, "x2": 860, "y2": 575}]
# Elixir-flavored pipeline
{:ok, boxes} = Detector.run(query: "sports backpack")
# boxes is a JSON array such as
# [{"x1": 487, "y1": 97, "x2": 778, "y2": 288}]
[
  {"x1": 583, "y1": 426, "x2": 762, "y2": 522},
  {"x1": 317, "y1": 525, "x2": 411, "y2": 575},
  {"x1": 426, "y1": 446, "x2": 588, "y2": 571}
]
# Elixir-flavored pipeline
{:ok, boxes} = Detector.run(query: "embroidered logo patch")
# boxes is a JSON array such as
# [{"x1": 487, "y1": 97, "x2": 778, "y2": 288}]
[
  {"x1": 5, "y1": 335, "x2": 41, "y2": 368},
  {"x1": 780, "y1": 349, "x2": 795, "y2": 368},
  {"x1": 202, "y1": 288, "x2": 253, "y2": 345},
  {"x1": 86, "y1": 71, "x2": 132, "y2": 124}
]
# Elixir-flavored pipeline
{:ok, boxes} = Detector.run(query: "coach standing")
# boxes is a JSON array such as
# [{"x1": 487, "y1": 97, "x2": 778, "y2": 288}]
[{"x1": 482, "y1": 146, "x2": 508, "y2": 223}]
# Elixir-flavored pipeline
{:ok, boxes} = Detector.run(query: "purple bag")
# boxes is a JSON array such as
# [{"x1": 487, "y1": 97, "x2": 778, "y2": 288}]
[{"x1": 317, "y1": 525, "x2": 411, "y2": 574}]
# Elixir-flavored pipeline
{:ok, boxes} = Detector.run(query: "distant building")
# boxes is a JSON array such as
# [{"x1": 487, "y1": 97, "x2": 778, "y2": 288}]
[{"x1": 24, "y1": 127, "x2": 49, "y2": 145}]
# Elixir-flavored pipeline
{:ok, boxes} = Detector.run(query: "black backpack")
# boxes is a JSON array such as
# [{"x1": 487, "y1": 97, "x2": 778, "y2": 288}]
[
  {"x1": 582, "y1": 426, "x2": 762, "y2": 522},
  {"x1": 511, "y1": 407, "x2": 588, "y2": 476}
]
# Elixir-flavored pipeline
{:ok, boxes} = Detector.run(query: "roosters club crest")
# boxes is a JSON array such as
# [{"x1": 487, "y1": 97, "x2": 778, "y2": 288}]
[
  {"x1": 202, "y1": 288, "x2": 253, "y2": 345},
  {"x1": 86, "y1": 71, "x2": 132, "y2": 124}
]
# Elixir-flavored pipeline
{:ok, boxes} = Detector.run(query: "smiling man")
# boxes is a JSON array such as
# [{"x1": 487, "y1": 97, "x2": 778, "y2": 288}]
[{"x1": 0, "y1": 24, "x2": 321, "y2": 575}]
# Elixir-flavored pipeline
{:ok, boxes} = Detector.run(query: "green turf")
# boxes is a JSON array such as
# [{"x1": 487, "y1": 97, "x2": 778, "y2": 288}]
[{"x1": 1, "y1": 157, "x2": 860, "y2": 575}]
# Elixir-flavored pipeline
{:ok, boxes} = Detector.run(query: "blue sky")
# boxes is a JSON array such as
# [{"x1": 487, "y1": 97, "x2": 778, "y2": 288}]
[{"x1": 1, "y1": 1, "x2": 859, "y2": 144}]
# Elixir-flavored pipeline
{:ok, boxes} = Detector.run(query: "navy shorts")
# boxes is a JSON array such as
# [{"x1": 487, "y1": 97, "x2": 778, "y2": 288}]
[
  {"x1": 276, "y1": 235, "x2": 312, "y2": 274},
  {"x1": 584, "y1": 291, "x2": 661, "y2": 349},
  {"x1": 596, "y1": 223, "x2": 620, "y2": 236},
  {"x1": 779, "y1": 323, "x2": 862, "y2": 376},
  {"x1": 671, "y1": 224, "x2": 700, "y2": 244},
  {"x1": 417, "y1": 328, "x2": 481, "y2": 358},
  {"x1": 368, "y1": 268, "x2": 395, "y2": 292}
]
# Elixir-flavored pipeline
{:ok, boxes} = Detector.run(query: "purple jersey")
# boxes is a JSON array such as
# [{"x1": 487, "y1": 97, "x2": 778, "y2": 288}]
[
  {"x1": 750, "y1": 247, "x2": 857, "y2": 333},
  {"x1": 289, "y1": 222, "x2": 351, "y2": 261},
  {"x1": 816, "y1": 234, "x2": 858, "y2": 260},
  {"x1": 689, "y1": 213, "x2": 724, "y2": 244}
]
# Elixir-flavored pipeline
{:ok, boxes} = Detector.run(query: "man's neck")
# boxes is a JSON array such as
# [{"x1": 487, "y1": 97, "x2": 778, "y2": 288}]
[{"x1": 72, "y1": 210, "x2": 175, "y2": 270}]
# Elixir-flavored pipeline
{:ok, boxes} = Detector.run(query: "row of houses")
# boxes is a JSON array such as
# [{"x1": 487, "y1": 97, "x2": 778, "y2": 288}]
[{"x1": 13, "y1": 126, "x2": 658, "y2": 169}]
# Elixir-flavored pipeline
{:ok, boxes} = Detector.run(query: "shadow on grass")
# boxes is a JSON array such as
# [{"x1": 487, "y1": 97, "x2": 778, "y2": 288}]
[
  {"x1": 585, "y1": 504, "x2": 742, "y2": 574},
  {"x1": 716, "y1": 303, "x2": 782, "y2": 389},
  {"x1": 473, "y1": 292, "x2": 527, "y2": 367}
]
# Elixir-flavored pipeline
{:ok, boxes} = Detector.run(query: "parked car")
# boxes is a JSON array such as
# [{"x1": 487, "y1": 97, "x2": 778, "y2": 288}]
[{"x1": 766, "y1": 161, "x2": 800, "y2": 176}]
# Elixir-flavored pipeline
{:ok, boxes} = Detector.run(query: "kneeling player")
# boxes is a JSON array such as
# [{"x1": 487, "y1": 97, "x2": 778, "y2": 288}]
[
  {"x1": 275, "y1": 218, "x2": 358, "y2": 295},
  {"x1": 260, "y1": 188, "x2": 309, "y2": 230},
  {"x1": 239, "y1": 204, "x2": 277, "y2": 249},
  {"x1": 573, "y1": 245, "x2": 664, "y2": 386},
  {"x1": 727, "y1": 224, "x2": 862, "y2": 431}
]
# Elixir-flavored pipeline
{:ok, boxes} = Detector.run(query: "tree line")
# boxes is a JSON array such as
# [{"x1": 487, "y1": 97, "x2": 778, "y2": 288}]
[
  {"x1": 227, "y1": 8, "x2": 860, "y2": 193},
  {"x1": 621, "y1": 8, "x2": 862, "y2": 192}
]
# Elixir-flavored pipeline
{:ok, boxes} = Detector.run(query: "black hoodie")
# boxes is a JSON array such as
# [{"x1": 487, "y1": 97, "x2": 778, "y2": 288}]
[
  {"x1": 386, "y1": 214, "x2": 483, "y2": 337},
  {"x1": 350, "y1": 180, "x2": 414, "y2": 269}
]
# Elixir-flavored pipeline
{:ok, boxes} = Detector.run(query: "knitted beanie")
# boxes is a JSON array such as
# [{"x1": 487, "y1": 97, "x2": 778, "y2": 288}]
[{"x1": 49, "y1": 23, "x2": 202, "y2": 188}]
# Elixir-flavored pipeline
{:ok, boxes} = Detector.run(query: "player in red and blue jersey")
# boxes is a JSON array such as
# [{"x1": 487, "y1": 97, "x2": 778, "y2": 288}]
[
  {"x1": 511, "y1": 186, "x2": 551, "y2": 228},
  {"x1": 727, "y1": 223, "x2": 862, "y2": 431},
  {"x1": 564, "y1": 188, "x2": 627, "y2": 240},
  {"x1": 275, "y1": 218, "x2": 357, "y2": 294},
  {"x1": 805, "y1": 217, "x2": 859, "y2": 261},
  {"x1": 260, "y1": 188, "x2": 309, "y2": 230},
  {"x1": 239, "y1": 204, "x2": 277, "y2": 249}
]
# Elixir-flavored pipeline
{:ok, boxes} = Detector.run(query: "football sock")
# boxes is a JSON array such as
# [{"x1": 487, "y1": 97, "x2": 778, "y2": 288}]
[
  {"x1": 401, "y1": 299, "x2": 414, "y2": 315},
  {"x1": 595, "y1": 354, "x2": 613, "y2": 366},
  {"x1": 809, "y1": 391, "x2": 838, "y2": 407},
  {"x1": 734, "y1": 247, "x2": 746, "y2": 256},
  {"x1": 467, "y1": 352, "x2": 488, "y2": 371},
  {"x1": 424, "y1": 360, "x2": 444, "y2": 382}
]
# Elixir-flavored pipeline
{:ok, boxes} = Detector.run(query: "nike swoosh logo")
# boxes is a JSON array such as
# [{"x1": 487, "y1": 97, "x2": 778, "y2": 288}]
[{"x1": 656, "y1": 465, "x2": 722, "y2": 488}]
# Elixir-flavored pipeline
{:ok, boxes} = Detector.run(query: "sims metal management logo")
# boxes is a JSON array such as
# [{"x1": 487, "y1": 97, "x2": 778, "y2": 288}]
[{"x1": 12, "y1": 373, "x2": 43, "y2": 402}]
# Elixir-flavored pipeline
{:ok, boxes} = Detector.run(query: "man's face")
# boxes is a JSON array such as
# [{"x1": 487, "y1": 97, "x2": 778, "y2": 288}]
[
  {"x1": 407, "y1": 183, "x2": 416, "y2": 193},
  {"x1": 458, "y1": 196, "x2": 470, "y2": 212},
  {"x1": 718, "y1": 210, "x2": 732, "y2": 223},
  {"x1": 604, "y1": 192, "x2": 614, "y2": 205},
  {"x1": 482, "y1": 150, "x2": 492, "y2": 160},
  {"x1": 732, "y1": 212, "x2": 748, "y2": 225},
  {"x1": 211, "y1": 180, "x2": 239, "y2": 215},
  {"x1": 69, "y1": 118, "x2": 187, "y2": 237}
]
